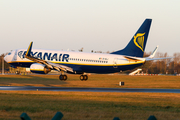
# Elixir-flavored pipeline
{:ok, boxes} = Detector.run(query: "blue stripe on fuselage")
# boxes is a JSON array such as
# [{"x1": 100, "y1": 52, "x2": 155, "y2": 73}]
[{"x1": 9, "y1": 62, "x2": 143, "y2": 74}]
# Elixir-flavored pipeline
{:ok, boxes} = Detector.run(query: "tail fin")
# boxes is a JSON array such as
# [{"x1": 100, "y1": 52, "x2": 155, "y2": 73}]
[{"x1": 111, "y1": 19, "x2": 152, "y2": 57}]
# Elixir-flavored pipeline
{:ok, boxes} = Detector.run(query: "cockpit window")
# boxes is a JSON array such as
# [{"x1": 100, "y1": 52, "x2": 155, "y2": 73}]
[{"x1": 8, "y1": 52, "x2": 11, "y2": 55}]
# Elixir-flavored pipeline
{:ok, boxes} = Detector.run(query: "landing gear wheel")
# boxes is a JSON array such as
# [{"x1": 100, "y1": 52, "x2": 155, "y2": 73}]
[
  {"x1": 63, "y1": 75, "x2": 67, "y2": 80},
  {"x1": 80, "y1": 75, "x2": 88, "y2": 81},
  {"x1": 59, "y1": 75, "x2": 67, "y2": 81},
  {"x1": 59, "y1": 75, "x2": 64, "y2": 80},
  {"x1": 84, "y1": 75, "x2": 88, "y2": 81},
  {"x1": 80, "y1": 75, "x2": 84, "y2": 81}
]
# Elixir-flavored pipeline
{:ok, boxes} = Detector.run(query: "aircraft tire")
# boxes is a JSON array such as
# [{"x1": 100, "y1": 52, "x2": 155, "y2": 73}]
[
  {"x1": 80, "y1": 75, "x2": 88, "y2": 81},
  {"x1": 80, "y1": 75, "x2": 84, "y2": 81},
  {"x1": 63, "y1": 75, "x2": 67, "y2": 81},
  {"x1": 84, "y1": 75, "x2": 88, "y2": 81},
  {"x1": 59, "y1": 75, "x2": 64, "y2": 80}
]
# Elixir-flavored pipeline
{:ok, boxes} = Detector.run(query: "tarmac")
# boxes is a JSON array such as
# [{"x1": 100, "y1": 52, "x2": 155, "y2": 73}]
[{"x1": 0, "y1": 86, "x2": 180, "y2": 93}]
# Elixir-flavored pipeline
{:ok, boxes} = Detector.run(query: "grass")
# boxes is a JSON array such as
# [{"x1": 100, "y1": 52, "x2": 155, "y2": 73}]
[
  {"x1": 0, "y1": 91, "x2": 180, "y2": 120},
  {"x1": 0, "y1": 74, "x2": 180, "y2": 119},
  {"x1": 0, "y1": 74, "x2": 180, "y2": 89}
]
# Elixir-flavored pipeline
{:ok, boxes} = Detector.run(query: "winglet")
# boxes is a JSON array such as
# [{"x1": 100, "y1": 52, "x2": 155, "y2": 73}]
[
  {"x1": 26, "y1": 42, "x2": 33, "y2": 56},
  {"x1": 148, "y1": 45, "x2": 158, "y2": 58}
]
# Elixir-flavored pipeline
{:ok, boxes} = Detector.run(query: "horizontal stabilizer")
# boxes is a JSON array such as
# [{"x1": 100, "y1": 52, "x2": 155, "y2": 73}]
[{"x1": 145, "y1": 57, "x2": 173, "y2": 61}]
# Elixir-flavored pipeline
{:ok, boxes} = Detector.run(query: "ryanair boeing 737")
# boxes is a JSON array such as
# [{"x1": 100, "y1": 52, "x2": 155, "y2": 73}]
[{"x1": 4, "y1": 19, "x2": 167, "y2": 81}]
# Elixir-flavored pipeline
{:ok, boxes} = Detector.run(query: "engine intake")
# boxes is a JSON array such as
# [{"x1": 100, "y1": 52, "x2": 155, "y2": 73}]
[{"x1": 30, "y1": 63, "x2": 51, "y2": 74}]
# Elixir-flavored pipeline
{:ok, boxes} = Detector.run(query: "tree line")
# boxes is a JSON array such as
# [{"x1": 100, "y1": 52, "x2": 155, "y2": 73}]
[
  {"x1": 0, "y1": 54, "x2": 10, "y2": 71},
  {"x1": 140, "y1": 52, "x2": 179, "y2": 74}
]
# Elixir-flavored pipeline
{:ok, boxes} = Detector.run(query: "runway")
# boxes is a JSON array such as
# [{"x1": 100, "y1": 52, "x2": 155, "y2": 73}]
[{"x1": 0, "y1": 86, "x2": 180, "y2": 93}]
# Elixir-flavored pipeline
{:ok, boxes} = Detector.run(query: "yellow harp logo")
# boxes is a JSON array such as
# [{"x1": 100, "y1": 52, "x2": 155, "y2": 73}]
[{"x1": 133, "y1": 33, "x2": 145, "y2": 52}]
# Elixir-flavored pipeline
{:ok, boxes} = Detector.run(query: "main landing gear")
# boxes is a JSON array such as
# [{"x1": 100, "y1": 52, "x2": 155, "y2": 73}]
[
  {"x1": 59, "y1": 75, "x2": 67, "y2": 81},
  {"x1": 80, "y1": 75, "x2": 88, "y2": 81},
  {"x1": 59, "y1": 74, "x2": 88, "y2": 81}
]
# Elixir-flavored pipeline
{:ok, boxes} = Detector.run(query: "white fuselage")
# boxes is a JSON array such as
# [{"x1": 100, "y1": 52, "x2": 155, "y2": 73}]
[{"x1": 4, "y1": 49, "x2": 145, "y2": 74}]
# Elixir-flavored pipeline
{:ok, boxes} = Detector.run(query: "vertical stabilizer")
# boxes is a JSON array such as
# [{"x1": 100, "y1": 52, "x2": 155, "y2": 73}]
[{"x1": 111, "y1": 19, "x2": 152, "y2": 57}]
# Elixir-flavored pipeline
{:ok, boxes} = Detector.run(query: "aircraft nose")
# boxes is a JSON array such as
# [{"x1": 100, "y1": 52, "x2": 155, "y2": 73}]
[
  {"x1": 4, "y1": 55, "x2": 8, "y2": 62},
  {"x1": 4, "y1": 55, "x2": 10, "y2": 63}
]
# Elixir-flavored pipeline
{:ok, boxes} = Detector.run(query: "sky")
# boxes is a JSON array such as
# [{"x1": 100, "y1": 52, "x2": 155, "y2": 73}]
[{"x1": 0, "y1": 0, "x2": 180, "y2": 56}]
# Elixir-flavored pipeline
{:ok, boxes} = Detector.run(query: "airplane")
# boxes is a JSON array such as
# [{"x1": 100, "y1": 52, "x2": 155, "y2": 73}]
[{"x1": 4, "y1": 19, "x2": 169, "y2": 81}]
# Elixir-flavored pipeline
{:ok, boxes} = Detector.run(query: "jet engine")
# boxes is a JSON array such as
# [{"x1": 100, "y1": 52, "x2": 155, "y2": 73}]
[{"x1": 30, "y1": 63, "x2": 51, "y2": 74}]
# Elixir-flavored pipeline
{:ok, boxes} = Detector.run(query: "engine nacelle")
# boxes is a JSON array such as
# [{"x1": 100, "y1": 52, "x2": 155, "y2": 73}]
[{"x1": 30, "y1": 63, "x2": 51, "y2": 74}]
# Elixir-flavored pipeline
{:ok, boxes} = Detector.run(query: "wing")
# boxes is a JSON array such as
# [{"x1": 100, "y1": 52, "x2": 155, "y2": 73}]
[{"x1": 25, "y1": 42, "x2": 73, "y2": 73}]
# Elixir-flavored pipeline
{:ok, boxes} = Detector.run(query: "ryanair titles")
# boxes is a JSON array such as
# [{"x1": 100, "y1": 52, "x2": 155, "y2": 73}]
[{"x1": 18, "y1": 51, "x2": 69, "y2": 62}]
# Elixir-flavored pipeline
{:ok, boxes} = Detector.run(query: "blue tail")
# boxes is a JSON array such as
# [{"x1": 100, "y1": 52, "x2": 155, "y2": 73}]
[{"x1": 111, "y1": 19, "x2": 152, "y2": 57}]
